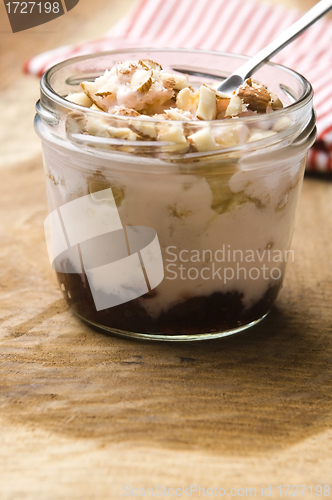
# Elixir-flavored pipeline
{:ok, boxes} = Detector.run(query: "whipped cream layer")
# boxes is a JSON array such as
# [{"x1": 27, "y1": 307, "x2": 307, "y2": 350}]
[{"x1": 43, "y1": 141, "x2": 305, "y2": 319}]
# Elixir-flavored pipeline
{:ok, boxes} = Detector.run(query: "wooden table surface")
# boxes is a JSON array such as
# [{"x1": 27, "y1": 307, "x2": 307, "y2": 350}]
[{"x1": 0, "y1": 1, "x2": 332, "y2": 498}]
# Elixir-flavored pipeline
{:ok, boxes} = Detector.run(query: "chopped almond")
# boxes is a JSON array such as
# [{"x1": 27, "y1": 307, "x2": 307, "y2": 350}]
[
  {"x1": 216, "y1": 96, "x2": 231, "y2": 115},
  {"x1": 66, "y1": 92, "x2": 92, "y2": 107},
  {"x1": 131, "y1": 70, "x2": 153, "y2": 92},
  {"x1": 158, "y1": 124, "x2": 187, "y2": 144},
  {"x1": 225, "y1": 95, "x2": 244, "y2": 117},
  {"x1": 237, "y1": 83, "x2": 270, "y2": 113},
  {"x1": 140, "y1": 59, "x2": 163, "y2": 71},
  {"x1": 196, "y1": 85, "x2": 217, "y2": 121},
  {"x1": 188, "y1": 127, "x2": 217, "y2": 151},
  {"x1": 110, "y1": 107, "x2": 141, "y2": 117},
  {"x1": 161, "y1": 75, "x2": 176, "y2": 90}
]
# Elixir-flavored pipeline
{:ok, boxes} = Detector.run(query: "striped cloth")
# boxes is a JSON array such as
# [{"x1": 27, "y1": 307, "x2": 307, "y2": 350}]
[{"x1": 25, "y1": 0, "x2": 332, "y2": 172}]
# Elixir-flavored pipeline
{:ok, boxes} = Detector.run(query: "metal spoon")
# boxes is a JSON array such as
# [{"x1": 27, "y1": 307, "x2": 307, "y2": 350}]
[{"x1": 217, "y1": 0, "x2": 332, "y2": 94}]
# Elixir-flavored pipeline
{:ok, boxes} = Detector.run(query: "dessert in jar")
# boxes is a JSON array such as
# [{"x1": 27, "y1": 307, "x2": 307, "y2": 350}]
[{"x1": 35, "y1": 49, "x2": 316, "y2": 341}]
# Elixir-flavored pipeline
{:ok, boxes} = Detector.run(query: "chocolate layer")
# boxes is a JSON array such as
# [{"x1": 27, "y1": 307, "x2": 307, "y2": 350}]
[{"x1": 57, "y1": 268, "x2": 281, "y2": 336}]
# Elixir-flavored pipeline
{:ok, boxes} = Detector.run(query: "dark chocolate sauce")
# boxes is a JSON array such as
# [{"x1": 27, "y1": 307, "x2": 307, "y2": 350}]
[{"x1": 57, "y1": 269, "x2": 281, "y2": 336}]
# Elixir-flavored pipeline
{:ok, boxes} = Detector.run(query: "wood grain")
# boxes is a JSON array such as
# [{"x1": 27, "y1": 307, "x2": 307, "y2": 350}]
[{"x1": 0, "y1": 1, "x2": 331, "y2": 498}]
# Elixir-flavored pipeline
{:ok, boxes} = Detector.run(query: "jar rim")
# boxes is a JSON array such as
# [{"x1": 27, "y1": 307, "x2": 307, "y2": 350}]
[
  {"x1": 37, "y1": 48, "x2": 315, "y2": 161},
  {"x1": 41, "y1": 47, "x2": 314, "y2": 125}
]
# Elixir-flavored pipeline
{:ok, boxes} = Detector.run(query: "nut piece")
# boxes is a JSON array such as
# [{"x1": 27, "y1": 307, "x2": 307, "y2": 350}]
[
  {"x1": 176, "y1": 87, "x2": 192, "y2": 111},
  {"x1": 65, "y1": 111, "x2": 87, "y2": 135},
  {"x1": 188, "y1": 127, "x2": 217, "y2": 151},
  {"x1": 237, "y1": 83, "x2": 270, "y2": 113},
  {"x1": 116, "y1": 61, "x2": 138, "y2": 75},
  {"x1": 87, "y1": 117, "x2": 114, "y2": 137},
  {"x1": 225, "y1": 95, "x2": 244, "y2": 117},
  {"x1": 272, "y1": 116, "x2": 291, "y2": 132},
  {"x1": 172, "y1": 73, "x2": 189, "y2": 90},
  {"x1": 140, "y1": 59, "x2": 163, "y2": 71},
  {"x1": 80, "y1": 81, "x2": 108, "y2": 111},
  {"x1": 160, "y1": 70, "x2": 188, "y2": 90},
  {"x1": 196, "y1": 85, "x2": 217, "y2": 121},
  {"x1": 131, "y1": 70, "x2": 153, "y2": 92},
  {"x1": 216, "y1": 96, "x2": 231, "y2": 117},
  {"x1": 269, "y1": 92, "x2": 283, "y2": 110},
  {"x1": 176, "y1": 88, "x2": 200, "y2": 115},
  {"x1": 158, "y1": 124, "x2": 187, "y2": 144},
  {"x1": 90, "y1": 103, "x2": 104, "y2": 111},
  {"x1": 160, "y1": 74, "x2": 176, "y2": 90},
  {"x1": 66, "y1": 92, "x2": 93, "y2": 107},
  {"x1": 248, "y1": 128, "x2": 276, "y2": 143},
  {"x1": 130, "y1": 118, "x2": 157, "y2": 139},
  {"x1": 95, "y1": 81, "x2": 118, "y2": 98},
  {"x1": 152, "y1": 114, "x2": 170, "y2": 120},
  {"x1": 110, "y1": 107, "x2": 141, "y2": 117},
  {"x1": 164, "y1": 108, "x2": 192, "y2": 121},
  {"x1": 107, "y1": 127, "x2": 138, "y2": 141},
  {"x1": 80, "y1": 81, "x2": 98, "y2": 96},
  {"x1": 214, "y1": 123, "x2": 249, "y2": 147}
]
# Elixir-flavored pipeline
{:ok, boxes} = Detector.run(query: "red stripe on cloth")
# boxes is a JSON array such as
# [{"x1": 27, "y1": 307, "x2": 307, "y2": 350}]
[
  {"x1": 22, "y1": 58, "x2": 31, "y2": 74},
  {"x1": 143, "y1": 0, "x2": 180, "y2": 42},
  {"x1": 314, "y1": 106, "x2": 332, "y2": 127},
  {"x1": 317, "y1": 151, "x2": 331, "y2": 171},
  {"x1": 255, "y1": 5, "x2": 287, "y2": 48},
  {"x1": 124, "y1": 0, "x2": 150, "y2": 37},
  {"x1": 291, "y1": 21, "x2": 331, "y2": 67},
  {"x1": 321, "y1": 124, "x2": 332, "y2": 139},
  {"x1": 239, "y1": 3, "x2": 275, "y2": 55},
  {"x1": 193, "y1": 0, "x2": 227, "y2": 48},
  {"x1": 308, "y1": 148, "x2": 318, "y2": 172},
  {"x1": 161, "y1": 0, "x2": 197, "y2": 46},
  {"x1": 211, "y1": 0, "x2": 244, "y2": 51},
  {"x1": 129, "y1": 0, "x2": 163, "y2": 39},
  {"x1": 312, "y1": 82, "x2": 332, "y2": 109},
  {"x1": 38, "y1": 43, "x2": 82, "y2": 76},
  {"x1": 232, "y1": 6, "x2": 275, "y2": 55},
  {"x1": 182, "y1": 0, "x2": 221, "y2": 49},
  {"x1": 175, "y1": 0, "x2": 213, "y2": 48},
  {"x1": 271, "y1": 10, "x2": 301, "y2": 64},
  {"x1": 215, "y1": 2, "x2": 259, "y2": 53},
  {"x1": 283, "y1": 20, "x2": 328, "y2": 69},
  {"x1": 199, "y1": 0, "x2": 238, "y2": 51}
]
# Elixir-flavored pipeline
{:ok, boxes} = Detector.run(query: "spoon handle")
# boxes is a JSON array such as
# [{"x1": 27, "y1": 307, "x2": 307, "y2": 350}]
[{"x1": 236, "y1": 0, "x2": 332, "y2": 81}]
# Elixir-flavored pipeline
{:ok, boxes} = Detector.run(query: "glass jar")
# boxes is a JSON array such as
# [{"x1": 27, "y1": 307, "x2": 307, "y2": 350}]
[{"x1": 35, "y1": 48, "x2": 316, "y2": 341}]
